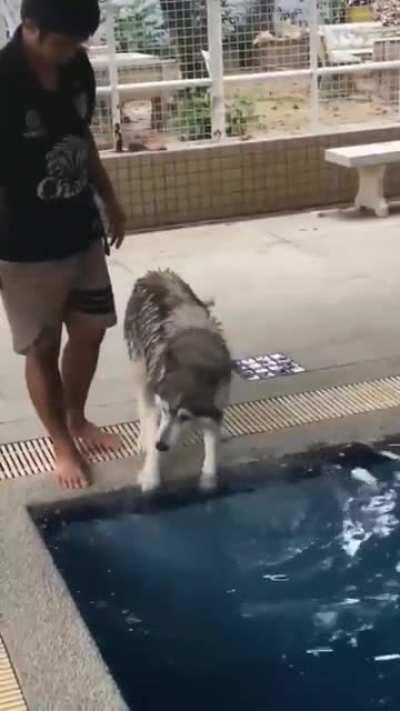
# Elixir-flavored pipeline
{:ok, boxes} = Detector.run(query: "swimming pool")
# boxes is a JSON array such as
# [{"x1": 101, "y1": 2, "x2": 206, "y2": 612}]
[{"x1": 31, "y1": 443, "x2": 400, "y2": 711}]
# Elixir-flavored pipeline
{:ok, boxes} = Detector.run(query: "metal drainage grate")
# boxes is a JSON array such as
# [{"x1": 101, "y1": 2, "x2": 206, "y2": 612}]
[
  {"x1": 2, "y1": 375, "x2": 400, "y2": 482},
  {"x1": 0, "y1": 422, "x2": 140, "y2": 482},
  {"x1": 234, "y1": 353, "x2": 305, "y2": 381},
  {"x1": 0, "y1": 635, "x2": 27, "y2": 711}
]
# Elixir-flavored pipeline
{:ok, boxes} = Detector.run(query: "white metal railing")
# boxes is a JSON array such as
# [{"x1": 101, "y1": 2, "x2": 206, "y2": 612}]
[
  {"x1": 92, "y1": 0, "x2": 400, "y2": 148},
  {"x1": 207, "y1": 0, "x2": 225, "y2": 138},
  {"x1": 3, "y1": 0, "x2": 400, "y2": 146}
]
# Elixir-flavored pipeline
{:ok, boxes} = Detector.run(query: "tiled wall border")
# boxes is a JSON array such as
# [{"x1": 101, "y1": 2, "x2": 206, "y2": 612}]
[{"x1": 103, "y1": 125, "x2": 400, "y2": 232}]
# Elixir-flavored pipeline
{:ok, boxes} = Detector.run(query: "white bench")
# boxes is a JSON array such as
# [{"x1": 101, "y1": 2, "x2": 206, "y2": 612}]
[
  {"x1": 325, "y1": 141, "x2": 400, "y2": 217},
  {"x1": 319, "y1": 22, "x2": 383, "y2": 67}
]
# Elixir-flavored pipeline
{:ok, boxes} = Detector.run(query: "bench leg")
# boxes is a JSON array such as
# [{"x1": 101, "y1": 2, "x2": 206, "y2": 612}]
[{"x1": 355, "y1": 165, "x2": 388, "y2": 218}]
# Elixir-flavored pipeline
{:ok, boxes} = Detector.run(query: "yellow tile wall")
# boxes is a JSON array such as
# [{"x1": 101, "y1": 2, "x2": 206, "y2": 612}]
[{"x1": 102, "y1": 126, "x2": 400, "y2": 232}]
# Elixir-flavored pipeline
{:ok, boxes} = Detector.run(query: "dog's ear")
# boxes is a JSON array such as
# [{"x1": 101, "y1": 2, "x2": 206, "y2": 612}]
[
  {"x1": 165, "y1": 347, "x2": 179, "y2": 374},
  {"x1": 200, "y1": 366, "x2": 231, "y2": 387},
  {"x1": 201, "y1": 371, "x2": 219, "y2": 387}
]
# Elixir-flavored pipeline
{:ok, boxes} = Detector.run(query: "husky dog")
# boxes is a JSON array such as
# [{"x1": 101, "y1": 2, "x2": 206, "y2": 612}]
[{"x1": 124, "y1": 270, "x2": 232, "y2": 493}]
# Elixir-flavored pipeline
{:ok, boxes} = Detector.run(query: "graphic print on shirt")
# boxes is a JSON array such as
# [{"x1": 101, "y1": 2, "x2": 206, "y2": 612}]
[
  {"x1": 23, "y1": 109, "x2": 47, "y2": 139},
  {"x1": 37, "y1": 135, "x2": 89, "y2": 201}
]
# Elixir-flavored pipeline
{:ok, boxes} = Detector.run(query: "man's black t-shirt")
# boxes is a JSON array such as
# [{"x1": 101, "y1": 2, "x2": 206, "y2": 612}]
[{"x1": 0, "y1": 29, "x2": 104, "y2": 262}]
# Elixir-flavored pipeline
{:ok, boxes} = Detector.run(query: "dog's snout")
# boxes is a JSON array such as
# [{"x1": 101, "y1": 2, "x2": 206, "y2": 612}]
[{"x1": 156, "y1": 441, "x2": 169, "y2": 453}]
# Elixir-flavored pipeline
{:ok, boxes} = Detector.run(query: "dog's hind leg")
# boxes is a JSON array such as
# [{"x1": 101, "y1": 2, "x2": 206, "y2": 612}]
[
  {"x1": 200, "y1": 423, "x2": 219, "y2": 491},
  {"x1": 138, "y1": 405, "x2": 161, "y2": 493}
]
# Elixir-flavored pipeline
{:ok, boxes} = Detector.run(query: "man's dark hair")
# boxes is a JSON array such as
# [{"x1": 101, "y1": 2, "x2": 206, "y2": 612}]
[{"x1": 21, "y1": 0, "x2": 100, "y2": 40}]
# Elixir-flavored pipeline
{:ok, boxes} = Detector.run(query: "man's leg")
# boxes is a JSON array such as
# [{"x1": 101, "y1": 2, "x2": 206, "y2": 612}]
[
  {"x1": 62, "y1": 241, "x2": 119, "y2": 450},
  {"x1": 62, "y1": 318, "x2": 120, "y2": 450},
  {"x1": 25, "y1": 331, "x2": 88, "y2": 489}
]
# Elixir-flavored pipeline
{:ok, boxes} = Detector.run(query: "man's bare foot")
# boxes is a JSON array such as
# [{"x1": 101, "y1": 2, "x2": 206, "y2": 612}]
[
  {"x1": 68, "y1": 418, "x2": 122, "y2": 452},
  {"x1": 55, "y1": 448, "x2": 89, "y2": 489}
]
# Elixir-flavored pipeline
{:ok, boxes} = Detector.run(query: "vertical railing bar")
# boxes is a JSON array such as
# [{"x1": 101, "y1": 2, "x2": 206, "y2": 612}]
[
  {"x1": 309, "y1": 0, "x2": 320, "y2": 131},
  {"x1": 207, "y1": 0, "x2": 226, "y2": 141},
  {"x1": 104, "y1": 1, "x2": 120, "y2": 143}
]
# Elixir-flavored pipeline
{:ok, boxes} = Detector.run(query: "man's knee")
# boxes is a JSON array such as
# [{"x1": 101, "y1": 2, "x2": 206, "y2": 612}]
[
  {"x1": 26, "y1": 329, "x2": 61, "y2": 365},
  {"x1": 67, "y1": 323, "x2": 106, "y2": 349}
]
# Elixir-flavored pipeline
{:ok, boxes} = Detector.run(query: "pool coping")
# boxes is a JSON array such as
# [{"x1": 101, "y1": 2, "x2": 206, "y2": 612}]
[{"x1": 4, "y1": 359, "x2": 400, "y2": 710}]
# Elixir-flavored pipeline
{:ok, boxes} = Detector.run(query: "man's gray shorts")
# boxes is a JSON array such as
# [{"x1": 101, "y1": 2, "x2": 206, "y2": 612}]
[{"x1": 0, "y1": 241, "x2": 117, "y2": 354}]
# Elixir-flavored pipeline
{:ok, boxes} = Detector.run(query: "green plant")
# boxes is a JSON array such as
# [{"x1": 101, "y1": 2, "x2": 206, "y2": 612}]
[
  {"x1": 159, "y1": 0, "x2": 237, "y2": 79},
  {"x1": 226, "y1": 94, "x2": 256, "y2": 138},
  {"x1": 114, "y1": 0, "x2": 167, "y2": 54},
  {"x1": 169, "y1": 89, "x2": 212, "y2": 142},
  {"x1": 170, "y1": 89, "x2": 257, "y2": 143}
]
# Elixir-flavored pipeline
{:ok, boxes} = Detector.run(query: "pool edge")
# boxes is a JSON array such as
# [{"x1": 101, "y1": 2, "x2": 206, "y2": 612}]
[{"x1": 4, "y1": 368, "x2": 400, "y2": 710}]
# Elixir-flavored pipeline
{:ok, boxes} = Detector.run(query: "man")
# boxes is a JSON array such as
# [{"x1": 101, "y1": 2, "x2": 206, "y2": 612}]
[{"x1": 0, "y1": 0, "x2": 126, "y2": 489}]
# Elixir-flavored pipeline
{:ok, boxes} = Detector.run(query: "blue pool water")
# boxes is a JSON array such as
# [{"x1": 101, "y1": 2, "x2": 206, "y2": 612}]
[{"x1": 32, "y1": 444, "x2": 400, "y2": 711}]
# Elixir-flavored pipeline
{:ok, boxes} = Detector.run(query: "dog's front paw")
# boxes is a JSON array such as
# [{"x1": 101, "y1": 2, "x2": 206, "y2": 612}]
[
  {"x1": 138, "y1": 468, "x2": 160, "y2": 493},
  {"x1": 199, "y1": 471, "x2": 217, "y2": 492}
]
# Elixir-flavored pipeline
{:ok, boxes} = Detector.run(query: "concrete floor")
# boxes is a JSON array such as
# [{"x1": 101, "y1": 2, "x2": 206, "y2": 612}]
[
  {"x1": 2, "y1": 206, "x2": 400, "y2": 442},
  {"x1": 3, "y1": 207, "x2": 400, "y2": 710}
]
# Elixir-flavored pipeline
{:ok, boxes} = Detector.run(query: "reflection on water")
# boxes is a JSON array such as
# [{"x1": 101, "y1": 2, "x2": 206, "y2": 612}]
[{"x1": 34, "y1": 447, "x2": 400, "y2": 711}]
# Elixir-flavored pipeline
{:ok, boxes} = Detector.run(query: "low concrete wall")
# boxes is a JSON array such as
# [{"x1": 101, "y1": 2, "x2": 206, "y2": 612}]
[{"x1": 103, "y1": 125, "x2": 400, "y2": 232}]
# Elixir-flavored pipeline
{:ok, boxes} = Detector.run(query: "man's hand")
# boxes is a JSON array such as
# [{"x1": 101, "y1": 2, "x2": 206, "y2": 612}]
[
  {"x1": 86, "y1": 130, "x2": 126, "y2": 249},
  {"x1": 105, "y1": 197, "x2": 126, "y2": 249}
]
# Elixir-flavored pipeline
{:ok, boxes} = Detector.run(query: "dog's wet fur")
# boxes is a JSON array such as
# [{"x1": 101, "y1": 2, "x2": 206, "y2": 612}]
[{"x1": 124, "y1": 270, "x2": 232, "y2": 492}]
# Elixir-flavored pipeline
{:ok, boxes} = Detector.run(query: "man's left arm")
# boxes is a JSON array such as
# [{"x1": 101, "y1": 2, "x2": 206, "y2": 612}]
[{"x1": 87, "y1": 130, "x2": 126, "y2": 249}]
